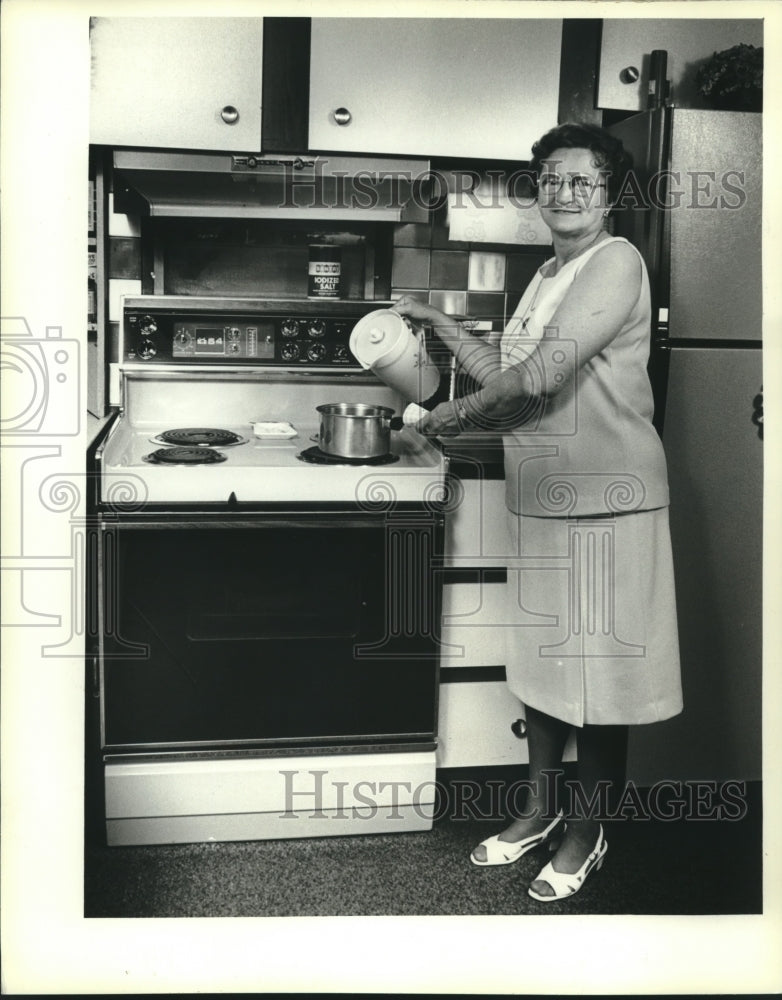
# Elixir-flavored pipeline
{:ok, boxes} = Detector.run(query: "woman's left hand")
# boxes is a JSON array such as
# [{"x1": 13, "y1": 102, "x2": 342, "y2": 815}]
[{"x1": 415, "y1": 400, "x2": 463, "y2": 437}]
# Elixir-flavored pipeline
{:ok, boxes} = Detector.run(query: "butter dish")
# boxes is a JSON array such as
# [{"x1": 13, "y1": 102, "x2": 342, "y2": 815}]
[{"x1": 250, "y1": 421, "x2": 297, "y2": 439}]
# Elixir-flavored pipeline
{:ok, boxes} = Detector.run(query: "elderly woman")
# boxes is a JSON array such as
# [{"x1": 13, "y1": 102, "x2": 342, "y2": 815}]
[{"x1": 394, "y1": 122, "x2": 682, "y2": 902}]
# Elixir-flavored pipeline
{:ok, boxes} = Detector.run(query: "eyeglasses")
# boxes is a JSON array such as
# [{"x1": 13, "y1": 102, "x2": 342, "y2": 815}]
[{"x1": 538, "y1": 173, "x2": 607, "y2": 197}]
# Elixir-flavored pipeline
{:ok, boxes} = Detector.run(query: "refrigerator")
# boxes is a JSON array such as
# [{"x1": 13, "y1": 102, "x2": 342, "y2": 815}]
[{"x1": 607, "y1": 108, "x2": 763, "y2": 785}]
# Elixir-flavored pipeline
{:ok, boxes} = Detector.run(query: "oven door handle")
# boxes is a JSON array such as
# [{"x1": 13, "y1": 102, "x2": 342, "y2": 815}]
[{"x1": 100, "y1": 515, "x2": 428, "y2": 529}]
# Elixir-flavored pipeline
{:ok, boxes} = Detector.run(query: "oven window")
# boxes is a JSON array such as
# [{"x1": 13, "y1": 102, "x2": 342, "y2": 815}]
[
  {"x1": 181, "y1": 531, "x2": 362, "y2": 640},
  {"x1": 117, "y1": 526, "x2": 365, "y2": 641},
  {"x1": 101, "y1": 520, "x2": 441, "y2": 749}
]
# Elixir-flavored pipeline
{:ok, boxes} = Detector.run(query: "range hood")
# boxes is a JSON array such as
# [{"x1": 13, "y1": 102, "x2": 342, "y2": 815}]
[{"x1": 112, "y1": 150, "x2": 432, "y2": 223}]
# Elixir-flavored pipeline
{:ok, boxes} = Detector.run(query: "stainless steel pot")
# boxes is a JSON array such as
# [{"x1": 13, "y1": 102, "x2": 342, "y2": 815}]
[{"x1": 317, "y1": 402, "x2": 396, "y2": 458}]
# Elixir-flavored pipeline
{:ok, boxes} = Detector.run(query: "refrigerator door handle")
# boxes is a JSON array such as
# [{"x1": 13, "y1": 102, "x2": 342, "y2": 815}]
[
  {"x1": 751, "y1": 387, "x2": 764, "y2": 441},
  {"x1": 656, "y1": 306, "x2": 670, "y2": 339}
]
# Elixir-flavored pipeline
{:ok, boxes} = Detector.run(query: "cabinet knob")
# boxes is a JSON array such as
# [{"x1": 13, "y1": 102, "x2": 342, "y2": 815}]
[
  {"x1": 619, "y1": 66, "x2": 640, "y2": 84},
  {"x1": 511, "y1": 718, "x2": 528, "y2": 740},
  {"x1": 333, "y1": 107, "x2": 352, "y2": 126},
  {"x1": 221, "y1": 105, "x2": 240, "y2": 125}
]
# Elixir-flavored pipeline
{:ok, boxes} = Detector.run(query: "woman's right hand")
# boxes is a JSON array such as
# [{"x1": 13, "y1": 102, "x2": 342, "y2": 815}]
[{"x1": 392, "y1": 294, "x2": 439, "y2": 326}]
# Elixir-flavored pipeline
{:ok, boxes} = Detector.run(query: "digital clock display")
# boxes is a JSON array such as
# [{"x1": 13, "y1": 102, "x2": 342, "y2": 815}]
[
  {"x1": 194, "y1": 327, "x2": 226, "y2": 355},
  {"x1": 170, "y1": 321, "x2": 275, "y2": 359}
]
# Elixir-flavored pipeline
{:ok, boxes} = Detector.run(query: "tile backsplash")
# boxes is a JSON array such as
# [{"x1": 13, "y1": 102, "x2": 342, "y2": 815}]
[{"x1": 390, "y1": 204, "x2": 549, "y2": 331}]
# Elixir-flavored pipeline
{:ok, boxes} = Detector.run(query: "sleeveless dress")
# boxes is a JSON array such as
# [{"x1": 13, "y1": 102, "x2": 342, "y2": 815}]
[{"x1": 500, "y1": 237, "x2": 683, "y2": 726}]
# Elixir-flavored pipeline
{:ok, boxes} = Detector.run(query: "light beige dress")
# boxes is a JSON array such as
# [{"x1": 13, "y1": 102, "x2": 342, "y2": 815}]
[{"x1": 501, "y1": 237, "x2": 683, "y2": 727}]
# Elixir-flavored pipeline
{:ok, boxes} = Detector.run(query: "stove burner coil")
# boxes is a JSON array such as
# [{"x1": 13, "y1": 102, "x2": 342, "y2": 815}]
[
  {"x1": 143, "y1": 446, "x2": 228, "y2": 466},
  {"x1": 297, "y1": 446, "x2": 400, "y2": 467},
  {"x1": 153, "y1": 428, "x2": 247, "y2": 448}
]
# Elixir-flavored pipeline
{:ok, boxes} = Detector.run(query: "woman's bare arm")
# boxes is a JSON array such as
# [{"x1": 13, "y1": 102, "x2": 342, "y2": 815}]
[{"x1": 417, "y1": 241, "x2": 643, "y2": 435}]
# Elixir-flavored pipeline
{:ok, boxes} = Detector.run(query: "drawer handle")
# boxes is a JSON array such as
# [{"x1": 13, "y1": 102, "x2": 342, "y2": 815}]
[
  {"x1": 511, "y1": 718, "x2": 527, "y2": 740},
  {"x1": 333, "y1": 107, "x2": 352, "y2": 126},
  {"x1": 619, "y1": 66, "x2": 640, "y2": 84},
  {"x1": 221, "y1": 106, "x2": 240, "y2": 125}
]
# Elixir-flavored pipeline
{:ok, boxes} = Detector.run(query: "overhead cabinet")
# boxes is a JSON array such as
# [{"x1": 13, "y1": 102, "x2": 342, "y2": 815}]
[
  {"x1": 308, "y1": 18, "x2": 563, "y2": 159},
  {"x1": 89, "y1": 18, "x2": 264, "y2": 151},
  {"x1": 598, "y1": 18, "x2": 763, "y2": 111},
  {"x1": 91, "y1": 17, "x2": 562, "y2": 158}
]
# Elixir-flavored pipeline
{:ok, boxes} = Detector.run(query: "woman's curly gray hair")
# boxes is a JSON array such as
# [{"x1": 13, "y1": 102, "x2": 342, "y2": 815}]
[{"x1": 530, "y1": 122, "x2": 634, "y2": 205}]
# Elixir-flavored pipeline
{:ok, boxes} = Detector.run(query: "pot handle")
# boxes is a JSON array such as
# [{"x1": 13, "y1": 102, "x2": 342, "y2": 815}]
[{"x1": 389, "y1": 416, "x2": 404, "y2": 431}]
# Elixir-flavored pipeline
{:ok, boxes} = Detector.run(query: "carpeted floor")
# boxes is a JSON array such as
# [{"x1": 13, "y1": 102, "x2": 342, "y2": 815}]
[{"x1": 84, "y1": 775, "x2": 763, "y2": 918}]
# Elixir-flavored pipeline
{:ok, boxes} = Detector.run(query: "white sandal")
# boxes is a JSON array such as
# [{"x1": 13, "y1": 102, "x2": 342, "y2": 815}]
[
  {"x1": 527, "y1": 824, "x2": 607, "y2": 901},
  {"x1": 470, "y1": 811, "x2": 564, "y2": 867}
]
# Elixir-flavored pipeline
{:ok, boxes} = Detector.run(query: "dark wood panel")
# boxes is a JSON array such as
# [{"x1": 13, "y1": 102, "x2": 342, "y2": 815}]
[
  {"x1": 558, "y1": 19, "x2": 602, "y2": 125},
  {"x1": 262, "y1": 18, "x2": 311, "y2": 152}
]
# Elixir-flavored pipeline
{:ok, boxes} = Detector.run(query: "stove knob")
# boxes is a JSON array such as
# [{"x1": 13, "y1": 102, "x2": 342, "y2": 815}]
[
  {"x1": 138, "y1": 338, "x2": 157, "y2": 360},
  {"x1": 281, "y1": 319, "x2": 300, "y2": 338},
  {"x1": 307, "y1": 342, "x2": 328, "y2": 362},
  {"x1": 308, "y1": 319, "x2": 326, "y2": 338},
  {"x1": 280, "y1": 342, "x2": 300, "y2": 361},
  {"x1": 141, "y1": 315, "x2": 158, "y2": 335}
]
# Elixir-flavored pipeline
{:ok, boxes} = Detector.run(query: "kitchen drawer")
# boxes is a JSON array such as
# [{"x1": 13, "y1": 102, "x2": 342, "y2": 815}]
[
  {"x1": 105, "y1": 751, "x2": 436, "y2": 845},
  {"x1": 441, "y1": 580, "x2": 507, "y2": 668},
  {"x1": 437, "y1": 680, "x2": 528, "y2": 769},
  {"x1": 445, "y1": 478, "x2": 510, "y2": 566},
  {"x1": 437, "y1": 681, "x2": 578, "y2": 769}
]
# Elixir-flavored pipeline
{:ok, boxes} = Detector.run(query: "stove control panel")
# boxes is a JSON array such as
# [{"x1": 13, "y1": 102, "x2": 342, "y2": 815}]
[{"x1": 123, "y1": 310, "x2": 364, "y2": 368}]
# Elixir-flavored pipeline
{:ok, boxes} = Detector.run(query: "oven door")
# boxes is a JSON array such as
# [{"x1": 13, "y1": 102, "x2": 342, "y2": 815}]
[{"x1": 99, "y1": 511, "x2": 443, "y2": 755}]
